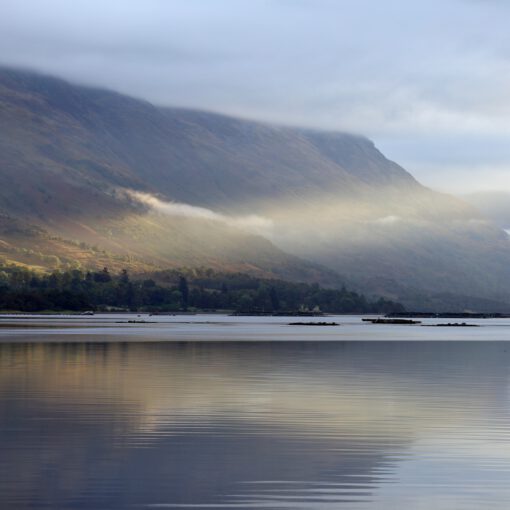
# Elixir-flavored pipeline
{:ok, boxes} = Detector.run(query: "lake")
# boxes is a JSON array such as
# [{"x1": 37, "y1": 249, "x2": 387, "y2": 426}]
[{"x1": 1, "y1": 314, "x2": 510, "y2": 509}]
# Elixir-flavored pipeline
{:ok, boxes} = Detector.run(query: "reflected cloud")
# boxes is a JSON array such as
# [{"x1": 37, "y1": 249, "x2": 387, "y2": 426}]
[{"x1": 1, "y1": 342, "x2": 510, "y2": 508}]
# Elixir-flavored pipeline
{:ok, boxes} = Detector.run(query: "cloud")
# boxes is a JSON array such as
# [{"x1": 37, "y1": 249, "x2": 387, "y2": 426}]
[
  {"x1": 1, "y1": 0, "x2": 510, "y2": 193},
  {"x1": 400, "y1": 162, "x2": 510, "y2": 195},
  {"x1": 372, "y1": 215, "x2": 402, "y2": 225},
  {"x1": 1, "y1": 0, "x2": 509, "y2": 136},
  {"x1": 128, "y1": 191, "x2": 273, "y2": 235}
]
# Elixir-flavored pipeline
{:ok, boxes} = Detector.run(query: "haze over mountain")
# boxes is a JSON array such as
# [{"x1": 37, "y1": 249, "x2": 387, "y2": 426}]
[
  {"x1": 1, "y1": 67, "x2": 510, "y2": 311},
  {"x1": 462, "y1": 192, "x2": 510, "y2": 231}
]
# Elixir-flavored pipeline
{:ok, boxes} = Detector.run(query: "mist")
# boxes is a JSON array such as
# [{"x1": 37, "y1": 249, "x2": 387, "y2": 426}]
[{"x1": 129, "y1": 191, "x2": 273, "y2": 236}]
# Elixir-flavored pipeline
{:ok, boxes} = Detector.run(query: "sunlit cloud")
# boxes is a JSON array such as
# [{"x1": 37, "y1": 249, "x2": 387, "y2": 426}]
[
  {"x1": 372, "y1": 215, "x2": 402, "y2": 225},
  {"x1": 128, "y1": 191, "x2": 273, "y2": 235}
]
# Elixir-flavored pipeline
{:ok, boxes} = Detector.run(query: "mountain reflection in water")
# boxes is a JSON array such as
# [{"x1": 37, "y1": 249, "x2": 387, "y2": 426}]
[{"x1": 1, "y1": 341, "x2": 510, "y2": 509}]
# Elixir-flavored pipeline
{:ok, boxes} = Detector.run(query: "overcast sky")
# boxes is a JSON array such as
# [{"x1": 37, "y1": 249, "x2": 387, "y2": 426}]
[{"x1": 1, "y1": 0, "x2": 510, "y2": 194}]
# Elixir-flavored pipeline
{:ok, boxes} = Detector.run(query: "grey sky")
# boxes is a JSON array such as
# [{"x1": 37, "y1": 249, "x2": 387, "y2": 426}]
[{"x1": 1, "y1": 0, "x2": 510, "y2": 193}]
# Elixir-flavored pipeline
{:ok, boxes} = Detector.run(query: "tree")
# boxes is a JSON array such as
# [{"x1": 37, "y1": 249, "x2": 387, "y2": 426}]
[
  {"x1": 269, "y1": 287, "x2": 280, "y2": 311},
  {"x1": 120, "y1": 269, "x2": 130, "y2": 284},
  {"x1": 94, "y1": 267, "x2": 111, "y2": 283},
  {"x1": 179, "y1": 276, "x2": 189, "y2": 310}
]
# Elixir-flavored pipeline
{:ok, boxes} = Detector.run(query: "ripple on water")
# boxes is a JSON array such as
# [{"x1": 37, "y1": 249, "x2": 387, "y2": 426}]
[{"x1": 0, "y1": 340, "x2": 510, "y2": 509}]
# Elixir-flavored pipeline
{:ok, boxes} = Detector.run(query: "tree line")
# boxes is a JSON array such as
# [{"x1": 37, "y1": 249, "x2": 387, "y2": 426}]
[{"x1": 0, "y1": 265, "x2": 405, "y2": 314}]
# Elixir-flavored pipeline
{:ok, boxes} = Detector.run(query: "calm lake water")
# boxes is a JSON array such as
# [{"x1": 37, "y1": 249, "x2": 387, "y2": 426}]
[{"x1": 1, "y1": 314, "x2": 510, "y2": 509}]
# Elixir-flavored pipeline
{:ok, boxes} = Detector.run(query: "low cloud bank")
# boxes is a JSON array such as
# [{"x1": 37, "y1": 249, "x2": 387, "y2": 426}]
[
  {"x1": 129, "y1": 191, "x2": 273, "y2": 235},
  {"x1": 372, "y1": 215, "x2": 401, "y2": 225}
]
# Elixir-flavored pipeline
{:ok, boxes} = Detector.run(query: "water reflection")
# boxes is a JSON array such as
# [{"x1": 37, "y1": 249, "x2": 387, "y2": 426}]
[{"x1": 1, "y1": 341, "x2": 510, "y2": 509}]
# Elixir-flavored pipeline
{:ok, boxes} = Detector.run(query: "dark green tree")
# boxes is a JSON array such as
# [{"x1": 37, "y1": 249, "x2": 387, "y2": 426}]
[{"x1": 179, "y1": 276, "x2": 189, "y2": 310}]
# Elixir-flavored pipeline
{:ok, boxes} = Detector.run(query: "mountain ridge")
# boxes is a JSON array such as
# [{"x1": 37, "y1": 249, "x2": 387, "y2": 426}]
[{"x1": 1, "y1": 66, "x2": 510, "y2": 311}]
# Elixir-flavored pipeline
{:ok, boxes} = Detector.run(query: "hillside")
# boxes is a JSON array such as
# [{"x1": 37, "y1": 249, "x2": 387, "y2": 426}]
[
  {"x1": 0, "y1": 67, "x2": 418, "y2": 217},
  {"x1": 0, "y1": 68, "x2": 349, "y2": 286},
  {"x1": 1, "y1": 67, "x2": 510, "y2": 310}
]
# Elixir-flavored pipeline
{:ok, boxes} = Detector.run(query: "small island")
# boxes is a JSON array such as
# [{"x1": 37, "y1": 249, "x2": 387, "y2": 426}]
[
  {"x1": 425, "y1": 322, "x2": 480, "y2": 328},
  {"x1": 288, "y1": 321, "x2": 339, "y2": 326},
  {"x1": 362, "y1": 318, "x2": 422, "y2": 325}
]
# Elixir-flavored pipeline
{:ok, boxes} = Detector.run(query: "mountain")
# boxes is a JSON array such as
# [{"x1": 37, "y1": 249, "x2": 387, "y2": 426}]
[
  {"x1": 1, "y1": 67, "x2": 510, "y2": 310},
  {"x1": 0, "y1": 67, "x2": 345, "y2": 286},
  {"x1": 0, "y1": 67, "x2": 415, "y2": 217}
]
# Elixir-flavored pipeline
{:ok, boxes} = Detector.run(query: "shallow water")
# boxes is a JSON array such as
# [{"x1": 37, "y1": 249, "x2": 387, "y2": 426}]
[{"x1": 1, "y1": 316, "x2": 510, "y2": 509}]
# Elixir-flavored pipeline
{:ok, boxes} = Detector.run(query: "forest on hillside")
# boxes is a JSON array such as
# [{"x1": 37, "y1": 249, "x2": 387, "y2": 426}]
[{"x1": 0, "y1": 266, "x2": 404, "y2": 314}]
